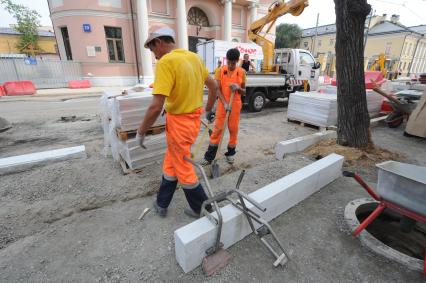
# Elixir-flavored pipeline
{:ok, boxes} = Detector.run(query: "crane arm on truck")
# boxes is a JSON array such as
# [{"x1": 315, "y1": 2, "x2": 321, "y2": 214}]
[{"x1": 248, "y1": 0, "x2": 308, "y2": 73}]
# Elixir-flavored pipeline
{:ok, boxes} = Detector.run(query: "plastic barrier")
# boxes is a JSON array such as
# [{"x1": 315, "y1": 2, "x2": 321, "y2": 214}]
[
  {"x1": 68, "y1": 80, "x2": 91, "y2": 89},
  {"x1": 4, "y1": 81, "x2": 36, "y2": 96},
  {"x1": 381, "y1": 99, "x2": 393, "y2": 113},
  {"x1": 331, "y1": 71, "x2": 386, "y2": 89},
  {"x1": 0, "y1": 85, "x2": 5, "y2": 96},
  {"x1": 364, "y1": 71, "x2": 385, "y2": 89}
]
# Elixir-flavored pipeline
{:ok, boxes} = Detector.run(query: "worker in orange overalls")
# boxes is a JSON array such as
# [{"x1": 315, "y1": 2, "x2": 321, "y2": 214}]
[
  {"x1": 202, "y1": 48, "x2": 246, "y2": 165},
  {"x1": 136, "y1": 26, "x2": 218, "y2": 218}
]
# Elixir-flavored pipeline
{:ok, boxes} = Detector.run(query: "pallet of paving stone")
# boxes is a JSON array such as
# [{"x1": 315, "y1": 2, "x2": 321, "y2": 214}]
[
  {"x1": 286, "y1": 118, "x2": 330, "y2": 131},
  {"x1": 119, "y1": 156, "x2": 144, "y2": 175},
  {"x1": 116, "y1": 133, "x2": 167, "y2": 173},
  {"x1": 115, "y1": 124, "x2": 166, "y2": 141},
  {"x1": 111, "y1": 91, "x2": 166, "y2": 131}
]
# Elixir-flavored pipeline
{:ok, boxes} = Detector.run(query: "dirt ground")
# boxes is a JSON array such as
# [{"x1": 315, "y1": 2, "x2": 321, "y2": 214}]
[{"x1": 1, "y1": 93, "x2": 425, "y2": 282}]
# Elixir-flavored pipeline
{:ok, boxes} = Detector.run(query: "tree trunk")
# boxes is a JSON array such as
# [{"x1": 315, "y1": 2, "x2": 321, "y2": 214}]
[{"x1": 334, "y1": 0, "x2": 371, "y2": 148}]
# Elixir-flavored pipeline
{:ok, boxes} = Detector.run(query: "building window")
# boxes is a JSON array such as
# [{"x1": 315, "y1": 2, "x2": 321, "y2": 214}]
[
  {"x1": 60, "y1": 26, "x2": 72, "y2": 60},
  {"x1": 187, "y1": 7, "x2": 209, "y2": 27},
  {"x1": 317, "y1": 39, "x2": 321, "y2": 47},
  {"x1": 105, "y1": 26, "x2": 125, "y2": 63},
  {"x1": 329, "y1": 38, "x2": 334, "y2": 46},
  {"x1": 303, "y1": 41, "x2": 308, "y2": 48},
  {"x1": 385, "y1": 42, "x2": 392, "y2": 56}
]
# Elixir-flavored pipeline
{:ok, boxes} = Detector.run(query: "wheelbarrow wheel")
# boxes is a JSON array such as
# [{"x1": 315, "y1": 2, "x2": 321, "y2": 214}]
[{"x1": 385, "y1": 111, "x2": 403, "y2": 128}]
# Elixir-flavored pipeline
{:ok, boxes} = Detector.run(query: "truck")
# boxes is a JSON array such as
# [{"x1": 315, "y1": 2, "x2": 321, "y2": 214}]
[{"x1": 197, "y1": 40, "x2": 320, "y2": 112}]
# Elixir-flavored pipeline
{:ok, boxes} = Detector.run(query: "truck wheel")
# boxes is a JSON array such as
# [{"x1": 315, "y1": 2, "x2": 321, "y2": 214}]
[{"x1": 249, "y1": 91, "x2": 266, "y2": 112}]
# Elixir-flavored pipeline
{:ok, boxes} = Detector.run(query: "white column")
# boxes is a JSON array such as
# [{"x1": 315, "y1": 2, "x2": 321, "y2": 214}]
[
  {"x1": 177, "y1": 0, "x2": 188, "y2": 49},
  {"x1": 223, "y1": 0, "x2": 233, "y2": 41},
  {"x1": 248, "y1": 2, "x2": 259, "y2": 24},
  {"x1": 137, "y1": 0, "x2": 153, "y2": 84}
]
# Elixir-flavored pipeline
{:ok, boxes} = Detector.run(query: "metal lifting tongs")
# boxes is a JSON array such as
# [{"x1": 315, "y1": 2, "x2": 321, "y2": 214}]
[{"x1": 184, "y1": 157, "x2": 289, "y2": 268}]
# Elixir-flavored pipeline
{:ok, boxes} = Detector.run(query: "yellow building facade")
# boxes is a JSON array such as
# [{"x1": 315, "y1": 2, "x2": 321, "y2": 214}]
[
  {"x1": 300, "y1": 15, "x2": 426, "y2": 77},
  {"x1": 0, "y1": 27, "x2": 57, "y2": 56}
]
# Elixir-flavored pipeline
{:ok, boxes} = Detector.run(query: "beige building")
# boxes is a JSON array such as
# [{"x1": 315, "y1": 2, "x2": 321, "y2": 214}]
[
  {"x1": 300, "y1": 14, "x2": 426, "y2": 77},
  {"x1": 0, "y1": 26, "x2": 58, "y2": 57}
]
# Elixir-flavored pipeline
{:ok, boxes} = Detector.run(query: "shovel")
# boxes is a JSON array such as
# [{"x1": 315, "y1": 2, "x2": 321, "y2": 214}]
[{"x1": 211, "y1": 88, "x2": 237, "y2": 178}]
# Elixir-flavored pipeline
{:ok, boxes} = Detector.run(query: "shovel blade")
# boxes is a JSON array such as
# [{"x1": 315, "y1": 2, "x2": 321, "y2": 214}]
[
  {"x1": 202, "y1": 248, "x2": 231, "y2": 276},
  {"x1": 211, "y1": 163, "x2": 220, "y2": 178}
]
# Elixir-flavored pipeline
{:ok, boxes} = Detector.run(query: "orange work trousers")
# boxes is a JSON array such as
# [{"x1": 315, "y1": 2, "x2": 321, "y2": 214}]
[
  {"x1": 209, "y1": 98, "x2": 242, "y2": 147},
  {"x1": 163, "y1": 108, "x2": 202, "y2": 189}
]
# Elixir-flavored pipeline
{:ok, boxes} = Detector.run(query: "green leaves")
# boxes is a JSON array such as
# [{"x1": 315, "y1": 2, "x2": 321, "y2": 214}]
[
  {"x1": 0, "y1": 0, "x2": 41, "y2": 54},
  {"x1": 275, "y1": 23, "x2": 302, "y2": 49}
]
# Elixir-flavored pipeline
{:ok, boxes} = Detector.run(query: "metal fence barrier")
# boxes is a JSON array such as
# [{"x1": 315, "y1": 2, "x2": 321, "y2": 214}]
[{"x1": 0, "y1": 59, "x2": 82, "y2": 89}]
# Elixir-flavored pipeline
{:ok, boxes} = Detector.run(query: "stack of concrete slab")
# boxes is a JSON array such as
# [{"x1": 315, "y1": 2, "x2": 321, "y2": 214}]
[
  {"x1": 112, "y1": 92, "x2": 166, "y2": 131},
  {"x1": 287, "y1": 91, "x2": 338, "y2": 127},
  {"x1": 100, "y1": 90, "x2": 167, "y2": 170},
  {"x1": 288, "y1": 89, "x2": 383, "y2": 127}
]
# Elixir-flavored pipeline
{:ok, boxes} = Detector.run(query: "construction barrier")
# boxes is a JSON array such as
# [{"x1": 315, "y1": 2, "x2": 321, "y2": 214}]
[
  {"x1": 381, "y1": 99, "x2": 393, "y2": 113},
  {"x1": 68, "y1": 80, "x2": 91, "y2": 89},
  {"x1": 3, "y1": 81, "x2": 36, "y2": 96},
  {"x1": 331, "y1": 71, "x2": 385, "y2": 89}
]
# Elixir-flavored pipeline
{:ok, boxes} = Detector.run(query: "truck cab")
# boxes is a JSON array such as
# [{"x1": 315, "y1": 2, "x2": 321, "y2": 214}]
[
  {"x1": 274, "y1": 48, "x2": 320, "y2": 91},
  {"x1": 243, "y1": 49, "x2": 320, "y2": 112}
]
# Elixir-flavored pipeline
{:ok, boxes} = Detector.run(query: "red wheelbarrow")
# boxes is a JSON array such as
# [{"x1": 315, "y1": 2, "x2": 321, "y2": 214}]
[{"x1": 343, "y1": 161, "x2": 426, "y2": 275}]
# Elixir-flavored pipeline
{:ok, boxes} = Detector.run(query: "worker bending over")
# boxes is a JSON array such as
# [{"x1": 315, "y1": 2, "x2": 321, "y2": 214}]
[
  {"x1": 203, "y1": 48, "x2": 246, "y2": 165},
  {"x1": 137, "y1": 26, "x2": 218, "y2": 218}
]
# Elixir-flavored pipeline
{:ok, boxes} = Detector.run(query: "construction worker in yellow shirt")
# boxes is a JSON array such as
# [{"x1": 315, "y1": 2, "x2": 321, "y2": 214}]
[{"x1": 137, "y1": 26, "x2": 218, "y2": 218}]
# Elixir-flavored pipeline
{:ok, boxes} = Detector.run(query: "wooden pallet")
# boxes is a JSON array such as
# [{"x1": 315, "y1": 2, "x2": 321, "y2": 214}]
[
  {"x1": 287, "y1": 118, "x2": 331, "y2": 131},
  {"x1": 119, "y1": 156, "x2": 143, "y2": 175},
  {"x1": 116, "y1": 124, "x2": 165, "y2": 141}
]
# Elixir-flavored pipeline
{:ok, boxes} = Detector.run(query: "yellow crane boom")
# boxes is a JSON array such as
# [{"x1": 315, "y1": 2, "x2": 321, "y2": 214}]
[{"x1": 248, "y1": 0, "x2": 308, "y2": 72}]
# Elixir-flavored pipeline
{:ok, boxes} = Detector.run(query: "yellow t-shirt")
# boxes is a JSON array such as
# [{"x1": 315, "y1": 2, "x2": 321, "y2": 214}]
[
  {"x1": 152, "y1": 49, "x2": 209, "y2": 114},
  {"x1": 214, "y1": 66, "x2": 247, "y2": 83}
]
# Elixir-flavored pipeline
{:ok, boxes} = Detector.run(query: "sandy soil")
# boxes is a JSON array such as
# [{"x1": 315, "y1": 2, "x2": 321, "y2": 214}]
[{"x1": 1, "y1": 95, "x2": 425, "y2": 282}]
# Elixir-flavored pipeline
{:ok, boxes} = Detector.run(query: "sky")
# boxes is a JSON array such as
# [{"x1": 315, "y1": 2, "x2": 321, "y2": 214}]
[
  {"x1": 277, "y1": 0, "x2": 426, "y2": 28},
  {"x1": 0, "y1": 0, "x2": 425, "y2": 29}
]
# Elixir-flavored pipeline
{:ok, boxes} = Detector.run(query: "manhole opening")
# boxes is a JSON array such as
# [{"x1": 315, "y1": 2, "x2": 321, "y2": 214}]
[{"x1": 356, "y1": 203, "x2": 426, "y2": 260}]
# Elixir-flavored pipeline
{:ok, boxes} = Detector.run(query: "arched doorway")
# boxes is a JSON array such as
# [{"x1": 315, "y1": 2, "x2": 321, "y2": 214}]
[{"x1": 187, "y1": 7, "x2": 211, "y2": 52}]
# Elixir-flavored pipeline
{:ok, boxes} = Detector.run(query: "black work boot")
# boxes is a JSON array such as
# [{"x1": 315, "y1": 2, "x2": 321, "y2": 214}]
[
  {"x1": 183, "y1": 184, "x2": 213, "y2": 218},
  {"x1": 154, "y1": 176, "x2": 178, "y2": 217},
  {"x1": 202, "y1": 144, "x2": 218, "y2": 166},
  {"x1": 224, "y1": 146, "x2": 236, "y2": 164}
]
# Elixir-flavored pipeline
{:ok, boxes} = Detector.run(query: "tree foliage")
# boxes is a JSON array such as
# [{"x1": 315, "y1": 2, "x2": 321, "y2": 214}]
[
  {"x1": 275, "y1": 23, "x2": 302, "y2": 49},
  {"x1": 0, "y1": 0, "x2": 41, "y2": 54}
]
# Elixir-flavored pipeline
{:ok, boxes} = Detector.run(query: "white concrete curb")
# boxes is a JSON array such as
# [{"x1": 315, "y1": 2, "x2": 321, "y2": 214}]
[
  {"x1": 174, "y1": 153, "x2": 344, "y2": 273},
  {"x1": 275, "y1": 130, "x2": 337, "y2": 160},
  {"x1": 0, "y1": 145, "x2": 86, "y2": 175}
]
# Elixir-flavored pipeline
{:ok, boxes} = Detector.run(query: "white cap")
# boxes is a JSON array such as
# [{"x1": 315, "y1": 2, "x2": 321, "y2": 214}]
[{"x1": 144, "y1": 27, "x2": 176, "y2": 48}]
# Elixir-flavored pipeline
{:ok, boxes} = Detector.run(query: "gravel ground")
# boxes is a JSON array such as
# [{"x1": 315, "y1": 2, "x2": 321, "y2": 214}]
[{"x1": 0, "y1": 95, "x2": 425, "y2": 282}]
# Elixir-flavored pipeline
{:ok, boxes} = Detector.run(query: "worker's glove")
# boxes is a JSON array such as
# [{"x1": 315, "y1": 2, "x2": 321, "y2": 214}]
[
  {"x1": 224, "y1": 103, "x2": 232, "y2": 112},
  {"x1": 135, "y1": 132, "x2": 146, "y2": 149},
  {"x1": 205, "y1": 111, "x2": 215, "y2": 123},
  {"x1": 229, "y1": 83, "x2": 239, "y2": 92}
]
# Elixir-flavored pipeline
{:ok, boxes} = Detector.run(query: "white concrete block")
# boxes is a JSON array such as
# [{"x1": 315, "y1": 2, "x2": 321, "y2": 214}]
[
  {"x1": 174, "y1": 153, "x2": 344, "y2": 273},
  {"x1": 0, "y1": 145, "x2": 86, "y2": 175},
  {"x1": 275, "y1": 131, "x2": 337, "y2": 160}
]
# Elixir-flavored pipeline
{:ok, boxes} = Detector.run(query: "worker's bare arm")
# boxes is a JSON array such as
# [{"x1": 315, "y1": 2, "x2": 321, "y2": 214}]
[{"x1": 205, "y1": 75, "x2": 219, "y2": 112}]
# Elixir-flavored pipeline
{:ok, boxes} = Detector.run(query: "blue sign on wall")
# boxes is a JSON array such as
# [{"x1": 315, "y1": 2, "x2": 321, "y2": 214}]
[
  {"x1": 24, "y1": 57, "x2": 37, "y2": 65},
  {"x1": 83, "y1": 24, "x2": 91, "y2": 33}
]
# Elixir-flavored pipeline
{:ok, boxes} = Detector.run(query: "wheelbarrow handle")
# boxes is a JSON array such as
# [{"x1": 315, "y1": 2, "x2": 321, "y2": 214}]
[{"x1": 342, "y1": 171, "x2": 381, "y2": 201}]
